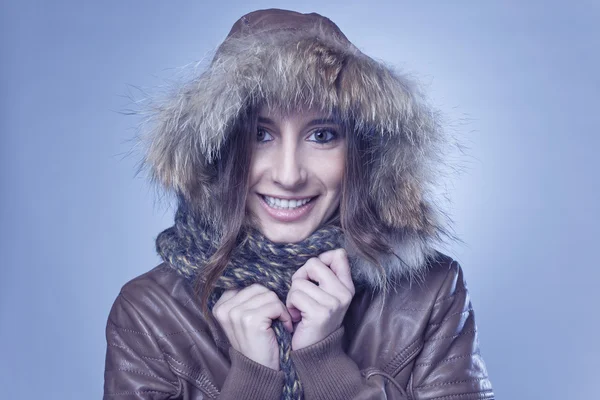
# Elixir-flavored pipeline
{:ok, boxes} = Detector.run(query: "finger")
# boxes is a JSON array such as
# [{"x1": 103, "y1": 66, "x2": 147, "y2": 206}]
[
  {"x1": 237, "y1": 290, "x2": 283, "y2": 311},
  {"x1": 257, "y1": 301, "x2": 294, "y2": 333},
  {"x1": 218, "y1": 283, "x2": 270, "y2": 310},
  {"x1": 227, "y1": 290, "x2": 277, "y2": 324},
  {"x1": 286, "y1": 287, "x2": 326, "y2": 320},
  {"x1": 213, "y1": 289, "x2": 240, "y2": 328},
  {"x1": 289, "y1": 278, "x2": 340, "y2": 309},
  {"x1": 213, "y1": 289, "x2": 239, "y2": 309},
  {"x1": 235, "y1": 297, "x2": 294, "y2": 334},
  {"x1": 288, "y1": 306, "x2": 301, "y2": 322},
  {"x1": 213, "y1": 284, "x2": 272, "y2": 329},
  {"x1": 318, "y1": 248, "x2": 355, "y2": 294},
  {"x1": 292, "y1": 258, "x2": 349, "y2": 297},
  {"x1": 292, "y1": 257, "x2": 337, "y2": 286},
  {"x1": 212, "y1": 290, "x2": 241, "y2": 349}
]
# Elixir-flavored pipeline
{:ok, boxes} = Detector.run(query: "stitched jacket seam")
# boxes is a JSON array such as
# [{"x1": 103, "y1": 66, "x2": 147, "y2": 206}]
[
  {"x1": 416, "y1": 376, "x2": 490, "y2": 389},
  {"x1": 383, "y1": 338, "x2": 424, "y2": 376},
  {"x1": 165, "y1": 353, "x2": 220, "y2": 399},
  {"x1": 159, "y1": 327, "x2": 210, "y2": 339},
  {"x1": 106, "y1": 341, "x2": 168, "y2": 363},
  {"x1": 118, "y1": 293, "x2": 183, "y2": 396},
  {"x1": 425, "y1": 389, "x2": 494, "y2": 400},
  {"x1": 415, "y1": 351, "x2": 480, "y2": 367},
  {"x1": 427, "y1": 329, "x2": 477, "y2": 342},
  {"x1": 104, "y1": 389, "x2": 174, "y2": 396},
  {"x1": 107, "y1": 320, "x2": 153, "y2": 336},
  {"x1": 428, "y1": 308, "x2": 473, "y2": 328},
  {"x1": 104, "y1": 368, "x2": 179, "y2": 386}
]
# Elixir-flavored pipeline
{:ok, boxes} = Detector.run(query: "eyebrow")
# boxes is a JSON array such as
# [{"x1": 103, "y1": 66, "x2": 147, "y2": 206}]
[{"x1": 257, "y1": 116, "x2": 340, "y2": 126}]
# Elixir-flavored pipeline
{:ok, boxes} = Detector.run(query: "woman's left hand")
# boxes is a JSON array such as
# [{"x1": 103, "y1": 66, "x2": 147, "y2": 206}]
[{"x1": 286, "y1": 248, "x2": 355, "y2": 350}]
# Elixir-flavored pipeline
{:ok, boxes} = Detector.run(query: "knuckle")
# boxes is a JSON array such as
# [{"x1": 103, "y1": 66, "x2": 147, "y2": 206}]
[
  {"x1": 330, "y1": 297, "x2": 342, "y2": 310},
  {"x1": 341, "y1": 289, "x2": 354, "y2": 304},
  {"x1": 265, "y1": 291, "x2": 279, "y2": 302},
  {"x1": 248, "y1": 283, "x2": 265, "y2": 291},
  {"x1": 229, "y1": 306, "x2": 242, "y2": 322},
  {"x1": 213, "y1": 307, "x2": 224, "y2": 321},
  {"x1": 293, "y1": 279, "x2": 308, "y2": 289},
  {"x1": 336, "y1": 248, "x2": 348, "y2": 258},
  {"x1": 277, "y1": 303, "x2": 287, "y2": 316},
  {"x1": 342, "y1": 294, "x2": 353, "y2": 306},
  {"x1": 340, "y1": 297, "x2": 350, "y2": 309},
  {"x1": 306, "y1": 257, "x2": 320, "y2": 268},
  {"x1": 241, "y1": 312, "x2": 255, "y2": 327}
]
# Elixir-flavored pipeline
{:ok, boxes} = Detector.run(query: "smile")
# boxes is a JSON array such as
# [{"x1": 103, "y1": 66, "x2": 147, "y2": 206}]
[
  {"x1": 262, "y1": 195, "x2": 314, "y2": 209},
  {"x1": 259, "y1": 194, "x2": 317, "y2": 222}
]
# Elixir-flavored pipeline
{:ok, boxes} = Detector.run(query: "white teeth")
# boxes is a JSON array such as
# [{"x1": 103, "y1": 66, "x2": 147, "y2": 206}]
[{"x1": 263, "y1": 196, "x2": 312, "y2": 209}]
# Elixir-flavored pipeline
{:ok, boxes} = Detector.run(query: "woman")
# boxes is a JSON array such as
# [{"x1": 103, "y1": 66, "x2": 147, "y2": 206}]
[{"x1": 104, "y1": 9, "x2": 494, "y2": 400}]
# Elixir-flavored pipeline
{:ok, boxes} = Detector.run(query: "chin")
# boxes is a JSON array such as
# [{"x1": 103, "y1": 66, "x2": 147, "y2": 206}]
[{"x1": 261, "y1": 224, "x2": 315, "y2": 244}]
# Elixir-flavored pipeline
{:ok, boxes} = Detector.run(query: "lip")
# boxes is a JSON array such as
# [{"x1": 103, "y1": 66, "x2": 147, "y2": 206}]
[
  {"x1": 261, "y1": 194, "x2": 314, "y2": 200},
  {"x1": 258, "y1": 194, "x2": 317, "y2": 222}
]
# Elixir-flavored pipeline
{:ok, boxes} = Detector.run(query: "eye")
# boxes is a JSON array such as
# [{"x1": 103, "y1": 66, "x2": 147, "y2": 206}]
[
  {"x1": 256, "y1": 127, "x2": 274, "y2": 142},
  {"x1": 307, "y1": 129, "x2": 338, "y2": 144}
]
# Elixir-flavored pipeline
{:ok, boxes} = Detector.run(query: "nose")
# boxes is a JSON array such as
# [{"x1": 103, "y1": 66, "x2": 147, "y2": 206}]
[{"x1": 272, "y1": 142, "x2": 307, "y2": 189}]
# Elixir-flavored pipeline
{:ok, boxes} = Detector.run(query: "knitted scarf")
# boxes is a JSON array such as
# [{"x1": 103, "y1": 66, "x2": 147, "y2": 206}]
[{"x1": 156, "y1": 203, "x2": 346, "y2": 400}]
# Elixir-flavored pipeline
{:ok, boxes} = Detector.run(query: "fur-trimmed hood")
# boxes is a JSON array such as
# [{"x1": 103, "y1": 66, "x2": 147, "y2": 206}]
[{"x1": 140, "y1": 9, "x2": 455, "y2": 290}]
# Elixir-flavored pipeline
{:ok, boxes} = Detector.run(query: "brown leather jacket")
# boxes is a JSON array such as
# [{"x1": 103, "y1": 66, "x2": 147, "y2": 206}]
[{"x1": 103, "y1": 252, "x2": 494, "y2": 399}]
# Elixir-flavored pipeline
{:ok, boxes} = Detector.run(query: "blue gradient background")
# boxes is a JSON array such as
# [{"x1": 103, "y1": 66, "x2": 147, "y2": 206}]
[{"x1": 1, "y1": 1, "x2": 598, "y2": 398}]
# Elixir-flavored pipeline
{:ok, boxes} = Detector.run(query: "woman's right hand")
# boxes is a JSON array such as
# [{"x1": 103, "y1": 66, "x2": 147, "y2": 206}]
[{"x1": 212, "y1": 284, "x2": 293, "y2": 371}]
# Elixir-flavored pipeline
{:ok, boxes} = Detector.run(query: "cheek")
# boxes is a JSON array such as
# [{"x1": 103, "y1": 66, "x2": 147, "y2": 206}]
[
  {"x1": 333, "y1": 148, "x2": 346, "y2": 180},
  {"x1": 248, "y1": 154, "x2": 267, "y2": 187},
  {"x1": 317, "y1": 150, "x2": 345, "y2": 190}
]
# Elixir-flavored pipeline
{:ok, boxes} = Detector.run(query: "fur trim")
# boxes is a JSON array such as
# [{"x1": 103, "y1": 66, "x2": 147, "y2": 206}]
[
  {"x1": 346, "y1": 229, "x2": 441, "y2": 292},
  {"x1": 138, "y1": 13, "x2": 457, "y2": 286}
]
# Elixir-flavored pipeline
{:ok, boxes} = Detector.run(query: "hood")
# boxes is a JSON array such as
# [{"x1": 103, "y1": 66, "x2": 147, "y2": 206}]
[{"x1": 139, "y1": 9, "x2": 456, "y2": 289}]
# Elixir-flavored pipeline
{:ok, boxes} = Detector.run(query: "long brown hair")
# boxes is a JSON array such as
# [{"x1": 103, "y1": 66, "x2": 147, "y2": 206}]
[
  {"x1": 194, "y1": 107, "x2": 392, "y2": 316},
  {"x1": 195, "y1": 106, "x2": 256, "y2": 316}
]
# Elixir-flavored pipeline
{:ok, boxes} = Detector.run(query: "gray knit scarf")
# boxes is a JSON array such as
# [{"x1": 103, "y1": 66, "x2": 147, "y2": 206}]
[{"x1": 156, "y1": 202, "x2": 348, "y2": 400}]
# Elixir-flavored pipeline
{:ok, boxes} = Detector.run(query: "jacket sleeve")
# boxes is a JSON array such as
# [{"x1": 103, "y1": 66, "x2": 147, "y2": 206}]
[
  {"x1": 219, "y1": 348, "x2": 285, "y2": 398},
  {"x1": 104, "y1": 290, "x2": 284, "y2": 399},
  {"x1": 407, "y1": 261, "x2": 494, "y2": 400},
  {"x1": 289, "y1": 261, "x2": 494, "y2": 400},
  {"x1": 104, "y1": 293, "x2": 181, "y2": 399},
  {"x1": 291, "y1": 326, "x2": 402, "y2": 400}
]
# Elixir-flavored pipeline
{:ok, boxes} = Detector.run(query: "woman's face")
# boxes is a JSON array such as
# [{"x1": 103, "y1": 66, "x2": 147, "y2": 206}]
[{"x1": 246, "y1": 106, "x2": 346, "y2": 243}]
